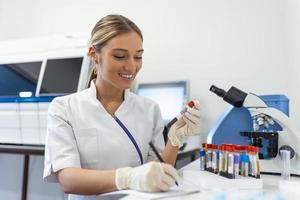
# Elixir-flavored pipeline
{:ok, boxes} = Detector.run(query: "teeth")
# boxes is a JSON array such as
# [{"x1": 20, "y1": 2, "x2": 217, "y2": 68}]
[{"x1": 119, "y1": 73, "x2": 133, "y2": 79}]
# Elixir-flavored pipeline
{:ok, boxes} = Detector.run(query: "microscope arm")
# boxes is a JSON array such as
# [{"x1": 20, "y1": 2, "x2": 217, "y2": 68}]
[
  {"x1": 243, "y1": 93, "x2": 268, "y2": 108},
  {"x1": 248, "y1": 107, "x2": 300, "y2": 157}
]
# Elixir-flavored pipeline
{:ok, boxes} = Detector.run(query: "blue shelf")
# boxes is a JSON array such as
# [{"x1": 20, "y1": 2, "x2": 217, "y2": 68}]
[{"x1": 0, "y1": 96, "x2": 57, "y2": 103}]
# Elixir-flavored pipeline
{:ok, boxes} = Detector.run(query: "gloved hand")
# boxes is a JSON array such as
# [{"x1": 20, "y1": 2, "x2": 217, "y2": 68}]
[
  {"x1": 115, "y1": 161, "x2": 178, "y2": 192},
  {"x1": 168, "y1": 100, "x2": 201, "y2": 148}
]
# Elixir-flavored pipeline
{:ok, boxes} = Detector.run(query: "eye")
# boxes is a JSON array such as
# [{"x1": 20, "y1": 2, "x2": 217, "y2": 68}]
[
  {"x1": 135, "y1": 56, "x2": 143, "y2": 60},
  {"x1": 113, "y1": 55, "x2": 126, "y2": 60}
]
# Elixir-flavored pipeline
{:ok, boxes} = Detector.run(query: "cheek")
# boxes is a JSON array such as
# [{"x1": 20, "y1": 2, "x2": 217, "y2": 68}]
[
  {"x1": 136, "y1": 61, "x2": 142, "y2": 72},
  {"x1": 105, "y1": 66, "x2": 119, "y2": 78},
  {"x1": 100, "y1": 59, "x2": 118, "y2": 73},
  {"x1": 98, "y1": 65, "x2": 111, "y2": 79}
]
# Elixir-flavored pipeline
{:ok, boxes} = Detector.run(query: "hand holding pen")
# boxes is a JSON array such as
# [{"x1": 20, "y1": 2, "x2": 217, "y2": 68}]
[
  {"x1": 149, "y1": 142, "x2": 179, "y2": 186},
  {"x1": 115, "y1": 161, "x2": 179, "y2": 192},
  {"x1": 115, "y1": 143, "x2": 179, "y2": 192}
]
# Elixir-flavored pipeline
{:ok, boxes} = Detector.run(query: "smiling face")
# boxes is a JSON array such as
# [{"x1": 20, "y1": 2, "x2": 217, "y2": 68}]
[{"x1": 93, "y1": 31, "x2": 143, "y2": 90}]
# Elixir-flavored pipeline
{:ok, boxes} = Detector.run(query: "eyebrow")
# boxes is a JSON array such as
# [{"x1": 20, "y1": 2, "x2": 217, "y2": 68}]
[{"x1": 112, "y1": 48, "x2": 144, "y2": 53}]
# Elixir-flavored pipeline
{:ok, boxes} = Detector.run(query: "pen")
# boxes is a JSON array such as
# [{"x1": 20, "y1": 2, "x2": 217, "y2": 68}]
[{"x1": 148, "y1": 142, "x2": 179, "y2": 186}]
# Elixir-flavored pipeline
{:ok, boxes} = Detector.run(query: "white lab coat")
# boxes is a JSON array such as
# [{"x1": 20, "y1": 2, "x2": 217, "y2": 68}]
[{"x1": 43, "y1": 81, "x2": 165, "y2": 199}]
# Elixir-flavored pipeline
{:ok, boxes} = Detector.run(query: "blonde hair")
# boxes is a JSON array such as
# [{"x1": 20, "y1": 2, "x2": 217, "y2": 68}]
[{"x1": 88, "y1": 14, "x2": 143, "y2": 86}]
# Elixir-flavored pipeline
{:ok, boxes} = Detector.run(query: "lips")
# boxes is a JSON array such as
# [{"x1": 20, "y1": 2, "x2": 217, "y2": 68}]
[{"x1": 119, "y1": 73, "x2": 133, "y2": 80}]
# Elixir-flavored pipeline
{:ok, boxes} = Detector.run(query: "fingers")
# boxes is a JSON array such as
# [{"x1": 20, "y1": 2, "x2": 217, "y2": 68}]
[
  {"x1": 175, "y1": 117, "x2": 185, "y2": 128},
  {"x1": 185, "y1": 100, "x2": 201, "y2": 126},
  {"x1": 168, "y1": 126, "x2": 185, "y2": 147},
  {"x1": 152, "y1": 163, "x2": 178, "y2": 191},
  {"x1": 192, "y1": 100, "x2": 200, "y2": 110},
  {"x1": 127, "y1": 162, "x2": 179, "y2": 192},
  {"x1": 157, "y1": 164, "x2": 177, "y2": 191},
  {"x1": 184, "y1": 111, "x2": 200, "y2": 125},
  {"x1": 161, "y1": 163, "x2": 179, "y2": 182},
  {"x1": 186, "y1": 106, "x2": 201, "y2": 118},
  {"x1": 182, "y1": 115, "x2": 196, "y2": 128},
  {"x1": 156, "y1": 181, "x2": 169, "y2": 191},
  {"x1": 175, "y1": 105, "x2": 200, "y2": 128},
  {"x1": 176, "y1": 99, "x2": 200, "y2": 127},
  {"x1": 169, "y1": 99, "x2": 201, "y2": 147},
  {"x1": 161, "y1": 173, "x2": 176, "y2": 187},
  {"x1": 182, "y1": 115, "x2": 200, "y2": 135},
  {"x1": 182, "y1": 117, "x2": 197, "y2": 135}
]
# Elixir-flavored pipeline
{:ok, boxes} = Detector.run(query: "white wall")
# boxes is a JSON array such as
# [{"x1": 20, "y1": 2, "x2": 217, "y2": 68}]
[
  {"x1": 0, "y1": 0, "x2": 292, "y2": 132},
  {"x1": 0, "y1": 0, "x2": 299, "y2": 199},
  {"x1": 283, "y1": 0, "x2": 300, "y2": 125}
]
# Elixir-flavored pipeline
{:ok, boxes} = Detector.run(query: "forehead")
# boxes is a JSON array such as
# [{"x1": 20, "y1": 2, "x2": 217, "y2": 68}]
[{"x1": 103, "y1": 32, "x2": 143, "y2": 51}]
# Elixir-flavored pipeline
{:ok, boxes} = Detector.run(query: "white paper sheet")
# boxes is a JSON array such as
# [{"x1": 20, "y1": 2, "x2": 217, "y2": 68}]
[{"x1": 98, "y1": 185, "x2": 200, "y2": 200}]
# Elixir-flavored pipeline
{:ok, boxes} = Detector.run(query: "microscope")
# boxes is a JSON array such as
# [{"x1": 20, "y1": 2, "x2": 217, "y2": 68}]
[{"x1": 208, "y1": 85, "x2": 300, "y2": 176}]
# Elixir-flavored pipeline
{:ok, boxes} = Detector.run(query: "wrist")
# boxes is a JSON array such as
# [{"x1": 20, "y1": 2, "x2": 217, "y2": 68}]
[
  {"x1": 166, "y1": 140, "x2": 180, "y2": 150},
  {"x1": 115, "y1": 167, "x2": 132, "y2": 190},
  {"x1": 167, "y1": 126, "x2": 184, "y2": 148}
]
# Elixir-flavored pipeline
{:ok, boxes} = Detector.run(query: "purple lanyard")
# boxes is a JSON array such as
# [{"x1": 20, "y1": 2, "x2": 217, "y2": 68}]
[{"x1": 114, "y1": 116, "x2": 144, "y2": 165}]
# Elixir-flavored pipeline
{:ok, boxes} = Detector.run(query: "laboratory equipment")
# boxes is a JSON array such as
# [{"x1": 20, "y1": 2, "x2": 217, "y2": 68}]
[
  {"x1": 209, "y1": 85, "x2": 300, "y2": 175},
  {"x1": 0, "y1": 62, "x2": 42, "y2": 96},
  {"x1": 0, "y1": 38, "x2": 91, "y2": 145},
  {"x1": 211, "y1": 144, "x2": 218, "y2": 173},
  {"x1": 199, "y1": 148, "x2": 206, "y2": 170},
  {"x1": 233, "y1": 153, "x2": 240, "y2": 178},
  {"x1": 38, "y1": 57, "x2": 83, "y2": 96},
  {"x1": 227, "y1": 146, "x2": 234, "y2": 179},
  {"x1": 166, "y1": 100, "x2": 200, "y2": 148},
  {"x1": 206, "y1": 144, "x2": 213, "y2": 172},
  {"x1": 240, "y1": 154, "x2": 249, "y2": 177},
  {"x1": 200, "y1": 143, "x2": 260, "y2": 179},
  {"x1": 183, "y1": 169, "x2": 263, "y2": 190},
  {"x1": 166, "y1": 101, "x2": 195, "y2": 130},
  {"x1": 280, "y1": 150, "x2": 291, "y2": 180}
]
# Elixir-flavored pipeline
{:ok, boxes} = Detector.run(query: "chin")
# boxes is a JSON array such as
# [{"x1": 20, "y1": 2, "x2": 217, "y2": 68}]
[
  {"x1": 120, "y1": 80, "x2": 134, "y2": 90},
  {"x1": 122, "y1": 85, "x2": 132, "y2": 90},
  {"x1": 116, "y1": 83, "x2": 131, "y2": 90}
]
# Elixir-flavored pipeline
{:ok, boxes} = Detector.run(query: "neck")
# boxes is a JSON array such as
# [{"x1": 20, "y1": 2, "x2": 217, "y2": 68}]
[{"x1": 95, "y1": 78, "x2": 124, "y2": 103}]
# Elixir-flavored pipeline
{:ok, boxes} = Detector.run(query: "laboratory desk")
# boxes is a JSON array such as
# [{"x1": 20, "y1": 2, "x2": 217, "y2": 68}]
[
  {"x1": 0, "y1": 144, "x2": 199, "y2": 200},
  {"x1": 98, "y1": 159, "x2": 300, "y2": 200},
  {"x1": 184, "y1": 160, "x2": 300, "y2": 200},
  {"x1": 0, "y1": 144, "x2": 44, "y2": 200},
  {"x1": 175, "y1": 159, "x2": 300, "y2": 200}
]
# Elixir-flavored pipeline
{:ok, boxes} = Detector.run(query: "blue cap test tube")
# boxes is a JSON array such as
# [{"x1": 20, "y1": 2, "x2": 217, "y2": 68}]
[
  {"x1": 234, "y1": 154, "x2": 240, "y2": 178},
  {"x1": 240, "y1": 154, "x2": 249, "y2": 177},
  {"x1": 199, "y1": 148, "x2": 206, "y2": 171}
]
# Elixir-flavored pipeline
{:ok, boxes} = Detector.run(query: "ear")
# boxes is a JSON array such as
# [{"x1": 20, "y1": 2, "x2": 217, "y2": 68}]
[{"x1": 88, "y1": 47, "x2": 100, "y2": 64}]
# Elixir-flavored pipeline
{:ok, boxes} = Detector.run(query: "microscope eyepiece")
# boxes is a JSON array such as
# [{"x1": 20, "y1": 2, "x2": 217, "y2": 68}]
[
  {"x1": 209, "y1": 85, "x2": 248, "y2": 107},
  {"x1": 210, "y1": 85, "x2": 226, "y2": 98}
]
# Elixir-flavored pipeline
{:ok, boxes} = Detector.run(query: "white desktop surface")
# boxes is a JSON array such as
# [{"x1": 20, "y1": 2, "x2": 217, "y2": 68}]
[{"x1": 117, "y1": 159, "x2": 300, "y2": 200}]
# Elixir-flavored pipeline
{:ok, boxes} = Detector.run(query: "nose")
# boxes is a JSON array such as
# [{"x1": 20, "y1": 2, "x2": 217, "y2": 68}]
[{"x1": 124, "y1": 57, "x2": 138, "y2": 73}]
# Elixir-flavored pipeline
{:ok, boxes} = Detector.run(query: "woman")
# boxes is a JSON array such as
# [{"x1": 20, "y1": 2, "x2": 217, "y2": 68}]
[{"x1": 43, "y1": 14, "x2": 201, "y2": 199}]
